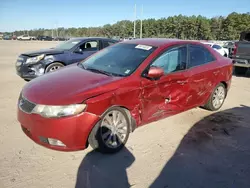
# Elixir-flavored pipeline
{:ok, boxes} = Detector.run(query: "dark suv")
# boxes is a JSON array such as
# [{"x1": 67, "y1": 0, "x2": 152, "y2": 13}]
[
  {"x1": 232, "y1": 31, "x2": 250, "y2": 75},
  {"x1": 15, "y1": 37, "x2": 118, "y2": 81}
]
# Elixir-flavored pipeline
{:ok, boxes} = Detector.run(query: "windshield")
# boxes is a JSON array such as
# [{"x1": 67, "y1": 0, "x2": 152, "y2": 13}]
[
  {"x1": 80, "y1": 43, "x2": 156, "y2": 77},
  {"x1": 55, "y1": 39, "x2": 81, "y2": 50}
]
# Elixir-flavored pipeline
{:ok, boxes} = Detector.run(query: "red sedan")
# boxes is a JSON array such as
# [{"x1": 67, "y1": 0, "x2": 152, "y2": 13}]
[{"x1": 17, "y1": 39, "x2": 233, "y2": 153}]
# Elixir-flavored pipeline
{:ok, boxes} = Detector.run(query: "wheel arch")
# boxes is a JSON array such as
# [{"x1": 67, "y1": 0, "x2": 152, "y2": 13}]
[{"x1": 85, "y1": 105, "x2": 137, "y2": 149}]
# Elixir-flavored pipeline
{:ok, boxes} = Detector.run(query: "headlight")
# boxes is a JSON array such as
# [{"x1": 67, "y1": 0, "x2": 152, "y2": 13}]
[
  {"x1": 32, "y1": 104, "x2": 86, "y2": 118},
  {"x1": 25, "y1": 54, "x2": 45, "y2": 64}
]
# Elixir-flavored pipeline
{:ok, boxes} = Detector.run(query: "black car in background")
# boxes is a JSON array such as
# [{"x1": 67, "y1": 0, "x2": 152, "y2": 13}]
[
  {"x1": 37, "y1": 36, "x2": 53, "y2": 41},
  {"x1": 53, "y1": 37, "x2": 69, "y2": 41},
  {"x1": 15, "y1": 37, "x2": 118, "y2": 81}
]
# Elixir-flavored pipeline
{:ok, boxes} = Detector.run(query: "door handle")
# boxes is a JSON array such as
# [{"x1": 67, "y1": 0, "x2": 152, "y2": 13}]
[{"x1": 176, "y1": 80, "x2": 188, "y2": 85}]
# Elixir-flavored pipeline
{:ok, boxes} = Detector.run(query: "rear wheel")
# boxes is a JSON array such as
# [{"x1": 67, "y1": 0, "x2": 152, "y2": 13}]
[
  {"x1": 234, "y1": 67, "x2": 247, "y2": 75},
  {"x1": 45, "y1": 62, "x2": 64, "y2": 73},
  {"x1": 88, "y1": 107, "x2": 130, "y2": 154},
  {"x1": 203, "y1": 83, "x2": 226, "y2": 111}
]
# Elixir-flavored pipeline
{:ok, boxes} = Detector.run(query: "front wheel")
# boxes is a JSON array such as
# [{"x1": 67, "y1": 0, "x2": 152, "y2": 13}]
[
  {"x1": 203, "y1": 83, "x2": 226, "y2": 111},
  {"x1": 88, "y1": 107, "x2": 130, "y2": 154},
  {"x1": 45, "y1": 62, "x2": 64, "y2": 73}
]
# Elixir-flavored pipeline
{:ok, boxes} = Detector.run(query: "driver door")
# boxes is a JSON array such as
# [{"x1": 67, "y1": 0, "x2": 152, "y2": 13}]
[
  {"x1": 141, "y1": 44, "x2": 190, "y2": 124},
  {"x1": 69, "y1": 40, "x2": 100, "y2": 64}
]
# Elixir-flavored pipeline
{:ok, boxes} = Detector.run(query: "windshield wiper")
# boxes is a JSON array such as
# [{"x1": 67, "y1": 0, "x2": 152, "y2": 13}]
[
  {"x1": 79, "y1": 64, "x2": 124, "y2": 77},
  {"x1": 84, "y1": 67, "x2": 114, "y2": 77}
]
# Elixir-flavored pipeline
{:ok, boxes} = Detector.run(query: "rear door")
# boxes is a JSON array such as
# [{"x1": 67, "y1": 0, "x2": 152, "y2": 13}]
[{"x1": 187, "y1": 44, "x2": 217, "y2": 108}]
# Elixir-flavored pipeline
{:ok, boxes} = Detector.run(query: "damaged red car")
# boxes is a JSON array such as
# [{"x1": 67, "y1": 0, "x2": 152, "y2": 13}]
[{"x1": 17, "y1": 39, "x2": 233, "y2": 153}]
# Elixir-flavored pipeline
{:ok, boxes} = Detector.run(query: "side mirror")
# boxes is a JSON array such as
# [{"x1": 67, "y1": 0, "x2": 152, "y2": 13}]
[
  {"x1": 75, "y1": 48, "x2": 83, "y2": 54},
  {"x1": 147, "y1": 67, "x2": 164, "y2": 79}
]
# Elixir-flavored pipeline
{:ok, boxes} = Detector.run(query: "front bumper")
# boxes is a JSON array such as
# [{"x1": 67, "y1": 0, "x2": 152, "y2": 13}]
[
  {"x1": 17, "y1": 109, "x2": 100, "y2": 151},
  {"x1": 15, "y1": 56, "x2": 46, "y2": 80}
]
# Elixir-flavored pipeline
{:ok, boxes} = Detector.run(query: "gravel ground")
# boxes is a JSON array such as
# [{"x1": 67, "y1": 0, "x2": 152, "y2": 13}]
[{"x1": 1, "y1": 40, "x2": 250, "y2": 188}]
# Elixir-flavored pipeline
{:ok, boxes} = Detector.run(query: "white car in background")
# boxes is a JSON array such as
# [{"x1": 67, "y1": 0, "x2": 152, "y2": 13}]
[
  {"x1": 202, "y1": 42, "x2": 229, "y2": 57},
  {"x1": 17, "y1": 35, "x2": 32, "y2": 40}
]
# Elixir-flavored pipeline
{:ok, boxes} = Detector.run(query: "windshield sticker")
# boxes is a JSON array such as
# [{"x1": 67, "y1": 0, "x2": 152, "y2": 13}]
[
  {"x1": 125, "y1": 70, "x2": 131, "y2": 74},
  {"x1": 135, "y1": 44, "x2": 152, "y2": 50}
]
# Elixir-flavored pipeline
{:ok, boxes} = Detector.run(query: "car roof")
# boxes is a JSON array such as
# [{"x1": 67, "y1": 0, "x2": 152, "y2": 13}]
[
  {"x1": 121, "y1": 38, "x2": 203, "y2": 47},
  {"x1": 70, "y1": 37, "x2": 117, "y2": 41}
]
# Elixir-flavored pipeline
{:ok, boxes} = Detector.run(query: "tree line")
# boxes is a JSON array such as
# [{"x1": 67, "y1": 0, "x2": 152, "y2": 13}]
[{"x1": 11, "y1": 12, "x2": 250, "y2": 40}]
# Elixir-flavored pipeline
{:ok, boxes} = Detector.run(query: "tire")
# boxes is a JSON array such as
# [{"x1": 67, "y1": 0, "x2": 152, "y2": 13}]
[
  {"x1": 88, "y1": 107, "x2": 130, "y2": 154},
  {"x1": 234, "y1": 67, "x2": 247, "y2": 75},
  {"x1": 24, "y1": 79, "x2": 30, "y2": 82},
  {"x1": 224, "y1": 53, "x2": 227, "y2": 57},
  {"x1": 45, "y1": 62, "x2": 64, "y2": 73},
  {"x1": 203, "y1": 83, "x2": 226, "y2": 111}
]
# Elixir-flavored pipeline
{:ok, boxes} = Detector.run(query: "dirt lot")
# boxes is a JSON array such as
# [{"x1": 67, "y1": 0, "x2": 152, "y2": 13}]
[{"x1": 1, "y1": 40, "x2": 250, "y2": 188}]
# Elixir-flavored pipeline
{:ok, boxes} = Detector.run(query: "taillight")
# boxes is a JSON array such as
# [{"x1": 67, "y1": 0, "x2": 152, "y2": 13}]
[{"x1": 233, "y1": 43, "x2": 238, "y2": 56}]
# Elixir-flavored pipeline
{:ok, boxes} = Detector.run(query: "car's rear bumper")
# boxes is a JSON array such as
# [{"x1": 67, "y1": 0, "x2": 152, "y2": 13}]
[
  {"x1": 232, "y1": 58, "x2": 250, "y2": 68},
  {"x1": 17, "y1": 109, "x2": 100, "y2": 151}
]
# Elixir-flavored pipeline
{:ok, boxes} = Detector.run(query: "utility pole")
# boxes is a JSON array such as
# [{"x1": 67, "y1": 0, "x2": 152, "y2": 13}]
[
  {"x1": 140, "y1": 5, "x2": 143, "y2": 39},
  {"x1": 133, "y1": 4, "x2": 136, "y2": 39}
]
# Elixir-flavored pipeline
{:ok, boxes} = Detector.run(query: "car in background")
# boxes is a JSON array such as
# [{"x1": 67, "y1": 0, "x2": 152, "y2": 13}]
[
  {"x1": 53, "y1": 37, "x2": 67, "y2": 41},
  {"x1": 12, "y1": 35, "x2": 17, "y2": 40},
  {"x1": 37, "y1": 36, "x2": 53, "y2": 41},
  {"x1": 202, "y1": 42, "x2": 229, "y2": 57},
  {"x1": 3, "y1": 34, "x2": 12, "y2": 40},
  {"x1": 17, "y1": 38, "x2": 232, "y2": 154},
  {"x1": 223, "y1": 41, "x2": 235, "y2": 58},
  {"x1": 17, "y1": 35, "x2": 32, "y2": 40},
  {"x1": 15, "y1": 37, "x2": 119, "y2": 81},
  {"x1": 232, "y1": 31, "x2": 250, "y2": 75}
]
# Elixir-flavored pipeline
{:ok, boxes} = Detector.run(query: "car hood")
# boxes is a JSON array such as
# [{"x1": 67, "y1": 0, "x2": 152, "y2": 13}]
[
  {"x1": 22, "y1": 64, "x2": 123, "y2": 105},
  {"x1": 21, "y1": 48, "x2": 64, "y2": 57}
]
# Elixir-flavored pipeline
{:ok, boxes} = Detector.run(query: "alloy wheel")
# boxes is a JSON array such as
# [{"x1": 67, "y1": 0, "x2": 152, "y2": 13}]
[
  {"x1": 212, "y1": 86, "x2": 225, "y2": 109},
  {"x1": 100, "y1": 110, "x2": 128, "y2": 149},
  {"x1": 49, "y1": 65, "x2": 62, "y2": 72}
]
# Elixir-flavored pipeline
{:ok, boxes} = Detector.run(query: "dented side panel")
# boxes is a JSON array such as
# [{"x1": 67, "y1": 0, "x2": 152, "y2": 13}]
[{"x1": 85, "y1": 80, "x2": 143, "y2": 127}]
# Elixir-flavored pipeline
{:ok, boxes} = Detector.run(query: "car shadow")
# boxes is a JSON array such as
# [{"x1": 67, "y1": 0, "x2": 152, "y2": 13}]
[
  {"x1": 150, "y1": 105, "x2": 250, "y2": 188},
  {"x1": 75, "y1": 147, "x2": 135, "y2": 188}
]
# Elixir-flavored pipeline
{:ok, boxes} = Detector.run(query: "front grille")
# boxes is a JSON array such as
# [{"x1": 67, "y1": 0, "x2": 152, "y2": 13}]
[{"x1": 19, "y1": 94, "x2": 36, "y2": 113}]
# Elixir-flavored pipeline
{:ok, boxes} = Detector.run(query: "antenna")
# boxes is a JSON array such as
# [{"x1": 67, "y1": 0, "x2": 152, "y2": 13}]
[
  {"x1": 133, "y1": 4, "x2": 136, "y2": 38},
  {"x1": 140, "y1": 5, "x2": 143, "y2": 39}
]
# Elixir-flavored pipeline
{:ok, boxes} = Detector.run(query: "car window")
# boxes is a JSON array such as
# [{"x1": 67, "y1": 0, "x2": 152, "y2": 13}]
[
  {"x1": 55, "y1": 39, "x2": 82, "y2": 50},
  {"x1": 23, "y1": 35, "x2": 28, "y2": 37},
  {"x1": 79, "y1": 40, "x2": 98, "y2": 51},
  {"x1": 103, "y1": 40, "x2": 116, "y2": 48},
  {"x1": 212, "y1": 44, "x2": 222, "y2": 50},
  {"x1": 188, "y1": 45, "x2": 216, "y2": 68},
  {"x1": 151, "y1": 46, "x2": 187, "y2": 74},
  {"x1": 80, "y1": 43, "x2": 156, "y2": 77}
]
